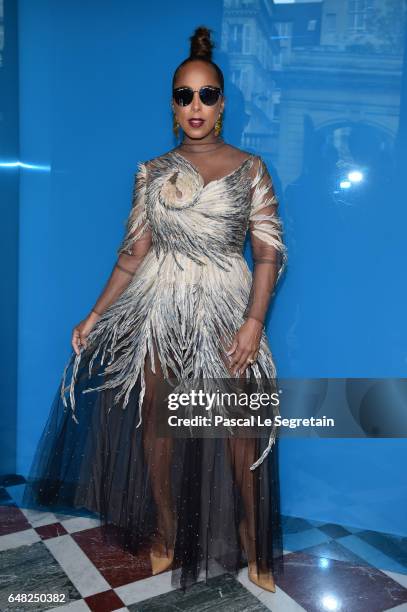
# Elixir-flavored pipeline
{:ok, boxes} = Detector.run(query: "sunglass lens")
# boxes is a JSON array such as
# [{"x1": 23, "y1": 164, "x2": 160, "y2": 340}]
[
  {"x1": 173, "y1": 88, "x2": 193, "y2": 106},
  {"x1": 200, "y1": 87, "x2": 221, "y2": 106}
]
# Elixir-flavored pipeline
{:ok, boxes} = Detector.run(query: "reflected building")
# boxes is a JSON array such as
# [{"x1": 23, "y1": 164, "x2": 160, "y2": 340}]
[
  {"x1": 221, "y1": 0, "x2": 279, "y2": 155},
  {"x1": 221, "y1": 0, "x2": 405, "y2": 192}
]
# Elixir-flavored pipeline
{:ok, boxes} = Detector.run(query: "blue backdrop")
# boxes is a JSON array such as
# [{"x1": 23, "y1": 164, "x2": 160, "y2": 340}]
[{"x1": 3, "y1": 0, "x2": 406, "y2": 536}]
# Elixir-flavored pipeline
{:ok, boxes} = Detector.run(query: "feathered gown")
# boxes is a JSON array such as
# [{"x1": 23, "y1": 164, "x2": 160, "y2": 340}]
[{"x1": 23, "y1": 148, "x2": 288, "y2": 590}]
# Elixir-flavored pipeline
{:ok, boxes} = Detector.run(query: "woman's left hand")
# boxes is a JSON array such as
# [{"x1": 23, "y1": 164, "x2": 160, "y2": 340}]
[{"x1": 226, "y1": 318, "x2": 263, "y2": 376}]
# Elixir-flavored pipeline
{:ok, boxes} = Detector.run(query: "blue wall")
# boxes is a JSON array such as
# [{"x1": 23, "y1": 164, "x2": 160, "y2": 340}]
[
  {"x1": 0, "y1": 0, "x2": 19, "y2": 475},
  {"x1": 13, "y1": 0, "x2": 407, "y2": 536}
]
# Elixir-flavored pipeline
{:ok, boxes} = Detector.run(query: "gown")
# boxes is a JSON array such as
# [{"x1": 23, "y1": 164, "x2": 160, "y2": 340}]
[{"x1": 22, "y1": 146, "x2": 288, "y2": 591}]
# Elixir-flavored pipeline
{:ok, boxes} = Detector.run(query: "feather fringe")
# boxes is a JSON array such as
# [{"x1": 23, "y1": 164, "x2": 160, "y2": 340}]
[{"x1": 60, "y1": 151, "x2": 287, "y2": 470}]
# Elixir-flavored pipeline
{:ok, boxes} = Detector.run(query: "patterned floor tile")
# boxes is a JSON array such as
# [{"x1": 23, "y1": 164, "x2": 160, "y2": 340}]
[
  {"x1": 48, "y1": 601, "x2": 91, "y2": 612},
  {"x1": 316, "y1": 522, "x2": 353, "y2": 539},
  {"x1": 383, "y1": 570, "x2": 407, "y2": 590},
  {"x1": 257, "y1": 586, "x2": 307, "y2": 612},
  {"x1": 2, "y1": 482, "x2": 406, "y2": 612},
  {"x1": 283, "y1": 526, "x2": 332, "y2": 552},
  {"x1": 59, "y1": 516, "x2": 101, "y2": 534},
  {"x1": 114, "y1": 572, "x2": 175, "y2": 606},
  {"x1": 36, "y1": 523, "x2": 69, "y2": 540},
  {"x1": 338, "y1": 534, "x2": 407, "y2": 575},
  {"x1": 301, "y1": 537, "x2": 372, "y2": 566},
  {"x1": 0, "y1": 527, "x2": 41, "y2": 551},
  {"x1": 126, "y1": 573, "x2": 268, "y2": 611},
  {"x1": 281, "y1": 516, "x2": 315, "y2": 534},
  {"x1": 0, "y1": 541, "x2": 82, "y2": 611},
  {"x1": 236, "y1": 565, "x2": 307, "y2": 611},
  {"x1": 385, "y1": 603, "x2": 407, "y2": 611},
  {"x1": 356, "y1": 530, "x2": 407, "y2": 570},
  {"x1": 45, "y1": 533, "x2": 111, "y2": 598},
  {"x1": 274, "y1": 550, "x2": 407, "y2": 612},
  {"x1": 72, "y1": 526, "x2": 152, "y2": 589},
  {"x1": 0, "y1": 504, "x2": 32, "y2": 536},
  {"x1": 342, "y1": 523, "x2": 365, "y2": 534},
  {"x1": 84, "y1": 589, "x2": 125, "y2": 612},
  {"x1": 19, "y1": 507, "x2": 60, "y2": 529},
  {"x1": 48, "y1": 601, "x2": 91, "y2": 611},
  {"x1": 305, "y1": 518, "x2": 326, "y2": 527}
]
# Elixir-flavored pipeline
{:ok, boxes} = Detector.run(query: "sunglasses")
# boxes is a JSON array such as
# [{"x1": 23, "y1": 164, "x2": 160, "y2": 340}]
[{"x1": 173, "y1": 86, "x2": 223, "y2": 107}]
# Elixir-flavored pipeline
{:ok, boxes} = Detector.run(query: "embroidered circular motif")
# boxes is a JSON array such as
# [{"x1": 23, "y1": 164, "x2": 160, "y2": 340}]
[{"x1": 158, "y1": 169, "x2": 202, "y2": 210}]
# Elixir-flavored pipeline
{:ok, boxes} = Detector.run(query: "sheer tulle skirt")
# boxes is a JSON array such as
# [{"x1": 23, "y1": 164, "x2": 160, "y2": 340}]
[{"x1": 22, "y1": 341, "x2": 284, "y2": 591}]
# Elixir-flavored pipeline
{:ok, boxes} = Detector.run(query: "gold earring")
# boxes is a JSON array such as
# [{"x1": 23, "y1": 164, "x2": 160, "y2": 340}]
[
  {"x1": 173, "y1": 112, "x2": 180, "y2": 138},
  {"x1": 214, "y1": 113, "x2": 223, "y2": 136}
]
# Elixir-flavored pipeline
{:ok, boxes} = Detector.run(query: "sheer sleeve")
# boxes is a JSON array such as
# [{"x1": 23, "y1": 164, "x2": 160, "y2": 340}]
[
  {"x1": 243, "y1": 156, "x2": 287, "y2": 325},
  {"x1": 90, "y1": 161, "x2": 152, "y2": 317}
]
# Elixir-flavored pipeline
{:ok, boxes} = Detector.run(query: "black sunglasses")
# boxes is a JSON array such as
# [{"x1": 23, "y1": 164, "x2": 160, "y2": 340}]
[{"x1": 173, "y1": 86, "x2": 223, "y2": 107}]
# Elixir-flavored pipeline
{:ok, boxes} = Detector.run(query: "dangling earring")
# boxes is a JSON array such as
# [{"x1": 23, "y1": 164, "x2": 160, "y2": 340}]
[
  {"x1": 173, "y1": 112, "x2": 180, "y2": 139},
  {"x1": 214, "y1": 113, "x2": 223, "y2": 137}
]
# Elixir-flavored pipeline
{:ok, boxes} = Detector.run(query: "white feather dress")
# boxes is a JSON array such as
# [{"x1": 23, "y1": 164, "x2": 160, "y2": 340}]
[{"x1": 23, "y1": 148, "x2": 288, "y2": 590}]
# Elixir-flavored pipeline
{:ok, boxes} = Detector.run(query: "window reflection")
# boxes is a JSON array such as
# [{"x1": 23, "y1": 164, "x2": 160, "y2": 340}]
[
  {"x1": 221, "y1": 0, "x2": 405, "y2": 208},
  {"x1": 348, "y1": 0, "x2": 374, "y2": 33}
]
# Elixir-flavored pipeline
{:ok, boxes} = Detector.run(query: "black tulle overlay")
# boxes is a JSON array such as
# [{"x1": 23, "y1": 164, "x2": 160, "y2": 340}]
[{"x1": 23, "y1": 343, "x2": 285, "y2": 591}]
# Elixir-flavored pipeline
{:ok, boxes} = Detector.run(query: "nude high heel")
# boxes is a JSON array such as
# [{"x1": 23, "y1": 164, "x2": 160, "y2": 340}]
[
  {"x1": 150, "y1": 546, "x2": 175, "y2": 575},
  {"x1": 238, "y1": 519, "x2": 276, "y2": 593},
  {"x1": 149, "y1": 513, "x2": 177, "y2": 575}
]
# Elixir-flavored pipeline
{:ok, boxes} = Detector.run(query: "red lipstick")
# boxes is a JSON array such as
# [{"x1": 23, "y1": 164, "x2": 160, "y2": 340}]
[{"x1": 188, "y1": 118, "x2": 205, "y2": 128}]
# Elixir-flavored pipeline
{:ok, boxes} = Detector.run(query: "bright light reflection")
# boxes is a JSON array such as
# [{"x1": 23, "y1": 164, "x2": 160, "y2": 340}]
[
  {"x1": 348, "y1": 170, "x2": 363, "y2": 183},
  {"x1": 0, "y1": 161, "x2": 51, "y2": 171},
  {"x1": 340, "y1": 180, "x2": 351, "y2": 189},
  {"x1": 319, "y1": 557, "x2": 330, "y2": 568},
  {"x1": 321, "y1": 594, "x2": 341, "y2": 610}
]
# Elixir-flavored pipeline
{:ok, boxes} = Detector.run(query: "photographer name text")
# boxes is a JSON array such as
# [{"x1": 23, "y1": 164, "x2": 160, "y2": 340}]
[{"x1": 167, "y1": 415, "x2": 335, "y2": 429}]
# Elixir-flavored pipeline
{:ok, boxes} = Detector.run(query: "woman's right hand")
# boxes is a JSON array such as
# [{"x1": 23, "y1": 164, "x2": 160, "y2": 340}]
[{"x1": 72, "y1": 311, "x2": 101, "y2": 355}]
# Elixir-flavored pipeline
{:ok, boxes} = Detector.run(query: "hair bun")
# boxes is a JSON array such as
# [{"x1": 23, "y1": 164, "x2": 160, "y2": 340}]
[{"x1": 189, "y1": 26, "x2": 214, "y2": 61}]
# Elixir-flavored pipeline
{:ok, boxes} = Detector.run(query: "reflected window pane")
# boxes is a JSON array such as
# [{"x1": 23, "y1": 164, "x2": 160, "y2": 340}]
[
  {"x1": 228, "y1": 23, "x2": 243, "y2": 52},
  {"x1": 348, "y1": 0, "x2": 375, "y2": 32}
]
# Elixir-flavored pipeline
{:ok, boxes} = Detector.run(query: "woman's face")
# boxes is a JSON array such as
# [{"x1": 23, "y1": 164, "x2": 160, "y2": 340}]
[{"x1": 172, "y1": 60, "x2": 225, "y2": 140}]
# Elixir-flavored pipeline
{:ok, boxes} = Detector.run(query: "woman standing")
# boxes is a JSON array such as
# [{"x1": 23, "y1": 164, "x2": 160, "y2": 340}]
[{"x1": 23, "y1": 26, "x2": 287, "y2": 594}]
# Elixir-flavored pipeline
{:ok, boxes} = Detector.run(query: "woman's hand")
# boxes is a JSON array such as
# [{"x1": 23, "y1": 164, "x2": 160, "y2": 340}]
[
  {"x1": 226, "y1": 318, "x2": 263, "y2": 376},
  {"x1": 71, "y1": 311, "x2": 101, "y2": 355}
]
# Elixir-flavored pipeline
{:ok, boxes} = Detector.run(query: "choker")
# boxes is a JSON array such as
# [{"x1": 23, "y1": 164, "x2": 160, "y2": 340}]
[{"x1": 178, "y1": 139, "x2": 226, "y2": 154}]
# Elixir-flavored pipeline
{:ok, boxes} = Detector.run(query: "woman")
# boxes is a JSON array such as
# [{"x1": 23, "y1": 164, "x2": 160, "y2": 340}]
[{"x1": 23, "y1": 26, "x2": 287, "y2": 594}]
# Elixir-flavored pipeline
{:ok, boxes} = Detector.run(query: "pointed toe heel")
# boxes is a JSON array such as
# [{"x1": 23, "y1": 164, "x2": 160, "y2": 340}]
[
  {"x1": 149, "y1": 547, "x2": 175, "y2": 575},
  {"x1": 239, "y1": 519, "x2": 276, "y2": 593}
]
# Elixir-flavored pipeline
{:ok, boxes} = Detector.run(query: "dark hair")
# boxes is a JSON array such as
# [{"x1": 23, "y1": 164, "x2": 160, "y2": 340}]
[{"x1": 172, "y1": 26, "x2": 224, "y2": 92}]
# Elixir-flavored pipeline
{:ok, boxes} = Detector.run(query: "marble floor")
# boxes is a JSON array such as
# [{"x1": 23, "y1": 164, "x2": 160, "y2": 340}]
[{"x1": 1, "y1": 478, "x2": 407, "y2": 612}]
